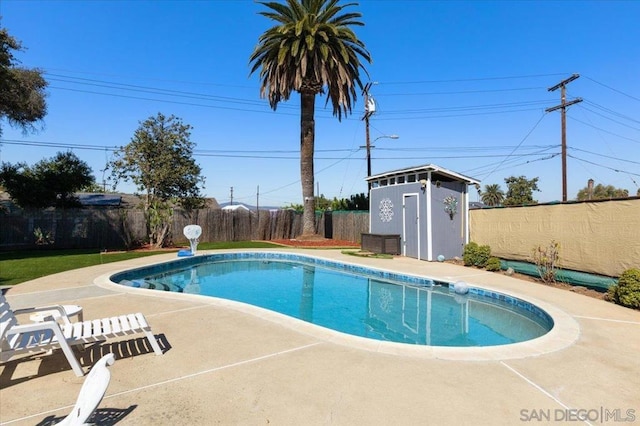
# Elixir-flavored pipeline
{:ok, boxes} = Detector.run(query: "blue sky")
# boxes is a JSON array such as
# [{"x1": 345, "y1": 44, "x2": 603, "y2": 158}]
[{"x1": 1, "y1": 0, "x2": 639, "y2": 207}]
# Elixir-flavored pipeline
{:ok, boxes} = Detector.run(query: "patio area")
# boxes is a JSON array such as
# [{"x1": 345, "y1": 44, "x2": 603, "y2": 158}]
[{"x1": 1, "y1": 249, "x2": 639, "y2": 425}]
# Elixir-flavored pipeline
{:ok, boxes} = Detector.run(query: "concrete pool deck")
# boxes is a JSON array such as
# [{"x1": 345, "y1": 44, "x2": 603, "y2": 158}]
[{"x1": 1, "y1": 249, "x2": 639, "y2": 425}]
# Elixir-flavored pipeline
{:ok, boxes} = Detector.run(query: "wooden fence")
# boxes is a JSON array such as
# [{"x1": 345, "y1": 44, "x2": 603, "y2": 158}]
[
  {"x1": 0, "y1": 208, "x2": 369, "y2": 250},
  {"x1": 2, "y1": 199, "x2": 637, "y2": 277}
]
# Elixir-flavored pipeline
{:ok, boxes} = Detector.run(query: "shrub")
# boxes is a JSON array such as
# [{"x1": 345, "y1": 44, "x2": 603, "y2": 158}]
[
  {"x1": 486, "y1": 257, "x2": 502, "y2": 272},
  {"x1": 463, "y1": 242, "x2": 477, "y2": 266},
  {"x1": 463, "y1": 242, "x2": 491, "y2": 268},
  {"x1": 532, "y1": 240, "x2": 560, "y2": 284},
  {"x1": 607, "y1": 268, "x2": 640, "y2": 309},
  {"x1": 34, "y1": 227, "x2": 54, "y2": 245}
]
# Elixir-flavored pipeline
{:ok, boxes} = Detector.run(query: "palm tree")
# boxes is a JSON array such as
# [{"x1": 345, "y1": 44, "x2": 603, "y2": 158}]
[
  {"x1": 249, "y1": 0, "x2": 371, "y2": 237},
  {"x1": 481, "y1": 183, "x2": 505, "y2": 206}
]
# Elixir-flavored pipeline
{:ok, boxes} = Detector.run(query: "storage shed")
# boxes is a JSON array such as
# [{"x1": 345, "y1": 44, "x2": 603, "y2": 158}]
[{"x1": 364, "y1": 164, "x2": 480, "y2": 261}]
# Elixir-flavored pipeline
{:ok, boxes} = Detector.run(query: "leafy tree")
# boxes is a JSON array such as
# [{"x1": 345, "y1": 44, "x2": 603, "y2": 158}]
[
  {"x1": 0, "y1": 151, "x2": 94, "y2": 208},
  {"x1": 315, "y1": 194, "x2": 332, "y2": 211},
  {"x1": 35, "y1": 152, "x2": 95, "y2": 206},
  {"x1": 0, "y1": 28, "x2": 48, "y2": 136},
  {"x1": 480, "y1": 183, "x2": 505, "y2": 207},
  {"x1": 315, "y1": 193, "x2": 369, "y2": 211},
  {"x1": 503, "y1": 176, "x2": 539, "y2": 206},
  {"x1": 328, "y1": 193, "x2": 368, "y2": 211},
  {"x1": 110, "y1": 113, "x2": 205, "y2": 247},
  {"x1": 0, "y1": 162, "x2": 44, "y2": 207},
  {"x1": 330, "y1": 197, "x2": 349, "y2": 211},
  {"x1": 345, "y1": 192, "x2": 368, "y2": 210},
  {"x1": 249, "y1": 0, "x2": 371, "y2": 238},
  {"x1": 284, "y1": 202, "x2": 303, "y2": 212},
  {"x1": 576, "y1": 183, "x2": 629, "y2": 201}
]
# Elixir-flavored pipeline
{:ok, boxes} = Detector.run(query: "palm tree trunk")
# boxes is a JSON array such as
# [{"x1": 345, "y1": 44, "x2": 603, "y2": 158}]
[{"x1": 300, "y1": 91, "x2": 316, "y2": 237}]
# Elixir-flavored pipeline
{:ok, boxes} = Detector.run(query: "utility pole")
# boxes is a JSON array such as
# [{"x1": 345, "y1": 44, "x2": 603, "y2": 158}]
[
  {"x1": 546, "y1": 74, "x2": 582, "y2": 202},
  {"x1": 230, "y1": 186, "x2": 233, "y2": 205},
  {"x1": 361, "y1": 82, "x2": 376, "y2": 190}
]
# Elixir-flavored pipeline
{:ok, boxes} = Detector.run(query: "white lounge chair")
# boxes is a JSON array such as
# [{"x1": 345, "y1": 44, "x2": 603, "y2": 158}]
[
  {"x1": 0, "y1": 294, "x2": 163, "y2": 377},
  {"x1": 57, "y1": 353, "x2": 116, "y2": 426}
]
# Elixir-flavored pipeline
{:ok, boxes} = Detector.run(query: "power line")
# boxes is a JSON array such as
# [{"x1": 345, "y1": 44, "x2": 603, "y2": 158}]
[
  {"x1": 239, "y1": 149, "x2": 362, "y2": 200},
  {"x1": 375, "y1": 107, "x2": 544, "y2": 121},
  {"x1": 44, "y1": 67, "x2": 255, "y2": 90},
  {"x1": 55, "y1": 71, "x2": 635, "y2": 122},
  {"x1": 479, "y1": 112, "x2": 548, "y2": 181},
  {"x1": 379, "y1": 73, "x2": 570, "y2": 85},
  {"x1": 0, "y1": 139, "x2": 119, "y2": 151},
  {"x1": 196, "y1": 148, "x2": 357, "y2": 154},
  {"x1": 7, "y1": 68, "x2": 638, "y2": 201},
  {"x1": 568, "y1": 147, "x2": 640, "y2": 166},
  {"x1": 380, "y1": 100, "x2": 550, "y2": 115},
  {"x1": 583, "y1": 75, "x2": 640, "y2": 102},
  {"x1": 567, "y1": 154, "x2": 640, "y2": 177},
  {"x1": 463, "y1": 146, "x2": 559, "y2": 175},
  {"x1": 578, "y1": 105, "x2": 640, "y2": 132},
  {"x1": 572, "y1": 105, "x2": 630, "y2": 177},
  {"x1": 51, "y1": 86, "x2": 299, "y2": 116},
  {"x1": 53, "y1": 84, "x2": 544, "y2": 121},
  {"x1": 47, "y1": 73, "x2": 290, "y2": 109},
  {"x1": 372, "y1": 152, "x2": 557, "y2": 160},
  {"x1": 569, "y1": 117, "x2": 640, "y2": 144},
  {"x1": 43, "y1": 72, "x2": 568, "y2": 120},
  {"x1": 1, "y1": 138, "x2": 562, "y2": 158},
  {"x1": 463, "y1": 154, "x2": 559, "y2": 179},
  {"x1": 1, "y1": 138, "x2": 562, "y2": 161},
  {"x1": 376, "y1": 144, "x2": 556, "y2": 152},
  {"x1": 580, "y1": 99, "x2": 640, "y2": 126},
  {"x1": 377, "y1": 87, "x2": 546, "y2": 96},
  {"x1": 48, "y1": 69, "x2": 570, "y2": 88}
]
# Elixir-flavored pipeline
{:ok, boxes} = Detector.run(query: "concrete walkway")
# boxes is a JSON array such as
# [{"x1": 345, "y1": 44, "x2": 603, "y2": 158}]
[{"x1": 1, "y1": 249, "x2": 639, "y2": 425}]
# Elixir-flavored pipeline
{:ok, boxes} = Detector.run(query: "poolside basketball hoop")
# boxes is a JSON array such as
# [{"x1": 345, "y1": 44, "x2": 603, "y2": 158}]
[{"x1": 183, "y1": 225, "x2": 202, "y2": 255}]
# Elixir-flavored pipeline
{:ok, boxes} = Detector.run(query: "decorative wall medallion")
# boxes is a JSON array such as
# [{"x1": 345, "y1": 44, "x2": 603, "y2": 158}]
[
  {"x1": 443, "y1": 195, "x2": 458, "y2": 219},
  {"x1": 379, "y1": 198, "x2": 394, "y2": 222}
]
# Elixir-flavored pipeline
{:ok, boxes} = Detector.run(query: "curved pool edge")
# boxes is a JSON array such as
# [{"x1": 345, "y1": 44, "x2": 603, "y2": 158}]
[{"x1": 94, "y1": 249, "x2": 581, "y2": 361}]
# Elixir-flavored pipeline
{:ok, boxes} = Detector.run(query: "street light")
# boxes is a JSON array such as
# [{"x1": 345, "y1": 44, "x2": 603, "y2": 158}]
[{"x1": 362, "y1": 134, "x2": 399, "y2": 182}]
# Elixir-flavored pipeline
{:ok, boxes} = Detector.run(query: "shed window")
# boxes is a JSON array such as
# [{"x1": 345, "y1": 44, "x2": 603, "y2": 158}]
[
  {"x1": 397, "y1": 176, "x2": 405, "y2": 184},
  {"x1": 380, "y1": 179, "x2": 388, "y2": 186},
  {"x1": 418, "y1": 173, "x2": 428, "y2": 181},
  {"x1": 408, "y1": 174, "x2": 416, "y2": 183},
  {"x1": 389, "y1": 177, "x2": 395, "y2": 184}
]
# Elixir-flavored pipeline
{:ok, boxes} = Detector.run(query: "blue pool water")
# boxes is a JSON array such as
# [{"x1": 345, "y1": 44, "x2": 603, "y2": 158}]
[{"x1": 111, "y1": 252, "x2": 553, "y2": 347}]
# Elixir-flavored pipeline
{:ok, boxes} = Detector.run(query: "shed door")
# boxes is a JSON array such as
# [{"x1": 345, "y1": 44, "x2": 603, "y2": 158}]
[{"x1": 403, "y1": 194, "x2": 419, "y2": 258}]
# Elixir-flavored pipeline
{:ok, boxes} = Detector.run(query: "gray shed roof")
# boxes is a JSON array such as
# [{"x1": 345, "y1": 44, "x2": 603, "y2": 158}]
[{"x1": 366, "y1": 163, "x2": 480, "y2": 185}]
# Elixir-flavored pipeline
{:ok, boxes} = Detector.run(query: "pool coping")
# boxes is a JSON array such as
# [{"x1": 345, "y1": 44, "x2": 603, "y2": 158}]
[{"x1": 94, "y1": 249, "x2": 581, "y2": 361}]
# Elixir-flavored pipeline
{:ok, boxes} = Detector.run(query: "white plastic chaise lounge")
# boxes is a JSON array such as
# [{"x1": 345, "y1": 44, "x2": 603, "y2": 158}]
[
  {"x1": 57, "y1": 353, "x2": 116, "y2": 426},
  {"x1": 0, "y1": 294, "x2": 163, "y2": 377}
]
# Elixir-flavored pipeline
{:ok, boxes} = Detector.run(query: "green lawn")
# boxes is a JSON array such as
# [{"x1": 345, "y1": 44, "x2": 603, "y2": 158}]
[{"x1": 0, "y1": 241, "x2": 283, "y2": 286}]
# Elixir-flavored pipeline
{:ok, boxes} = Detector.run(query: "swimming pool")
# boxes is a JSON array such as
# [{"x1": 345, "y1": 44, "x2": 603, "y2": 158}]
[{"x1": 111, "y1": 252, "x2": 553, "y2": 347}]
